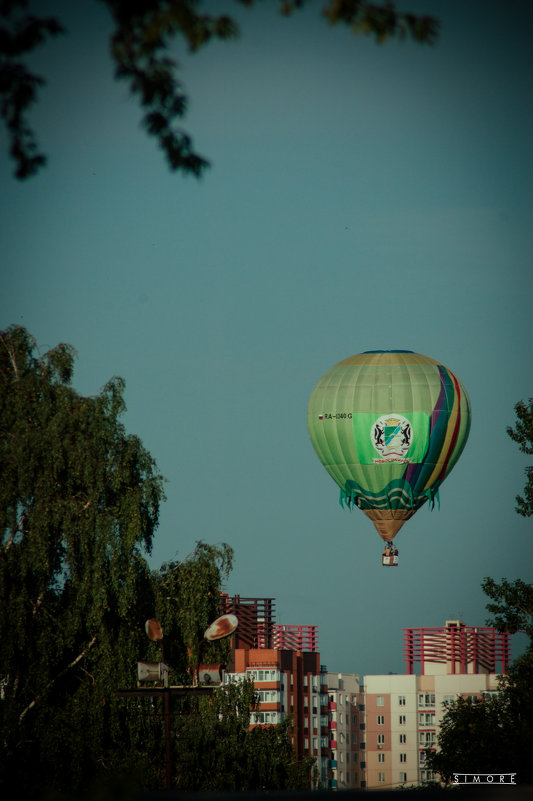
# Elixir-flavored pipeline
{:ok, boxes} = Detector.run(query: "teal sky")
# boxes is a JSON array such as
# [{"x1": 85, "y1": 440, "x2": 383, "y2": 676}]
[{"x1": 1, "y1": 0, "x2": 532, "y2": 675}]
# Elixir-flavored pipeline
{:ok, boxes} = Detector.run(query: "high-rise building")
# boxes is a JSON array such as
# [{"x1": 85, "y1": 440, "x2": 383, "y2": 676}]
[
  {"x1": 360, "y1": 621, "x2": 510, "y2": 789},
  {"x1": 326, "y1": 673, "x2": 363, "y2": 790},
  {"x1": 404, "y1": 620, "x2": 510, "y2": 675},
  {"x1": 220, "y1": 593, "x2": 329, "y2": 786}
]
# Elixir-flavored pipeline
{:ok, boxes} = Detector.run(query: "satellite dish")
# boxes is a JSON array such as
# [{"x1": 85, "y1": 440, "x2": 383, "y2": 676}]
[
  {"x1": 145, "y1": 618, "x2": 163, "y2": 641},
  {"x1": 204, "y1": 614, "x2": 238, "y2": 642}
]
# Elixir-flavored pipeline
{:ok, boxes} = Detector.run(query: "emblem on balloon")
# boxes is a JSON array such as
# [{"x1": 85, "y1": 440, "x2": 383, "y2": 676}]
[
  {"x1": 371, "y1": 414, "x2": 412, "y2": 463},
  {"x1": 307, "y1": 350, "x2": 472, "y2": 561}
]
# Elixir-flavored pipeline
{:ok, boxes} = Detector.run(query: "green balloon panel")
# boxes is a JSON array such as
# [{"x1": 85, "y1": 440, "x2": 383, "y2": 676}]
[{"x1": 307, "y1": 351, "x2": 471, "y2": 513}]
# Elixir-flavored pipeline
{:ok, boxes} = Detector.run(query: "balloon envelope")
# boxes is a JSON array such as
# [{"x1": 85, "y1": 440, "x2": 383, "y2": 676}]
[{"x1": 307, "y1": 351, "x2": 471, "y2": 541}]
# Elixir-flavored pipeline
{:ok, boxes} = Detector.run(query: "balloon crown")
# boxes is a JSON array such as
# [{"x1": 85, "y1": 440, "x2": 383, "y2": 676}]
[{"x1": 362, "y1": 349, "x2": 414, "y2": 354}]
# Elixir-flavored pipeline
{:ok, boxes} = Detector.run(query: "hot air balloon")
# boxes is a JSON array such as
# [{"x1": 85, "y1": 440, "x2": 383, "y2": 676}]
[{"x1": 307, "y1": 351, "x2": 471, "y2": 565}]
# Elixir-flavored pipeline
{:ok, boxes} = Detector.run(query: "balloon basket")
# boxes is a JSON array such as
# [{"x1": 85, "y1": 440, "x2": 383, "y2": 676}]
[{"x1": 382, "y1": 554, "x2": 399, "y2": 567}]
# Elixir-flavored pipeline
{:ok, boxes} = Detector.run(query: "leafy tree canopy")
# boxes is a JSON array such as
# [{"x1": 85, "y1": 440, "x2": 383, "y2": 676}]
[
  {"x1": 173, "y1": 679, "x2": 314, "y2": 791},
  {"x1": 427, "y1": 579, "x2": 533, "y2": 786},
  {"x1": 0, "y1": 324, "x2": 165, "y2": 794},
  {"x1": 0, "y1": 326, "x2": 316, "y2": 795},
  {"x1": 507, "y1": 398, "x2": 533, "y2": 516},
  {"x1": 482, "y1": 576, "x2": 533, "y2": 645},
  {"x1": 152, "y1": 541, "x2": 235, "y2": 683},
  {"x1": 426, "y1": 650, "x2": 533, "y2": 785},
  {"x1": 0, "y1": 0, "x2": 439, "y2": 179}
]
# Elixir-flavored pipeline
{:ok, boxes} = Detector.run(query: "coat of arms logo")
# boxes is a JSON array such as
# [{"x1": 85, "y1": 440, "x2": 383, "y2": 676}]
[{"x1": 371, "y1": 414, "x2": 412, "y2": 462}]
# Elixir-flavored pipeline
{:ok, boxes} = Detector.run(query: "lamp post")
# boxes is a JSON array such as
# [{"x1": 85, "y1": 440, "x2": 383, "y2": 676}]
[{"x1": 117, "y1": 614, "x2": 238, "y2": 791}]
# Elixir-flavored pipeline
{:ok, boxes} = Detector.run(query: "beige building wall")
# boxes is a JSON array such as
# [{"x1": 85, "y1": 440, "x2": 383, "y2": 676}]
[
  {"x1": 364, "y1": 675, "x2": 418, "y2": 788},
  {"x1": 362, "y1": 672, "x2": 503, "y2": 788},
  {"x1": 326, "y1": 673, "x2": 362, "y2": 790}
]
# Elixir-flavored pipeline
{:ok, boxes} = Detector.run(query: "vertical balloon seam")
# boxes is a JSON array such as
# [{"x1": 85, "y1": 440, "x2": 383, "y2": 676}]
[
  {"x1": 404, "y1": 360, "x2": 433, "y2": 508},
  {"x1": 402, "y1": 360, "x2": 432, "y2": 495},
  {"x1": 413, "y1": 364, "x2": 452, "y2": 500},
  {"x1": 431, "y1": 369, "x2": 463, "y2": 488},
  {"x1": 315, "y1": 375, "x2": 340, "y2": 489},
  {"x1": 445, "y1": 384, "x2": 471, "y2": 473},
  {"x1": 421, "y1": 366, "x2": 460, "y2": 498}
]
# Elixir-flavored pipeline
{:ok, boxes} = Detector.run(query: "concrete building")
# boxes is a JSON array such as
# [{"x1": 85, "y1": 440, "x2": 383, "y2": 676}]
[
  {"x1": 326, "y1": 673, "x2": 363, "y2": 789},
  {"x1": 220, "y1": 594, "x2": 329, "y2": 786},
  {"x1": 362, "y1": 669, "x2": 501, "y2": 787},
  {"x1": 226, "y1": 648, "x2": 330, "y2": 786},
  {"x1": 361, "y1": 621, "x2": 510, "y2": 789}
]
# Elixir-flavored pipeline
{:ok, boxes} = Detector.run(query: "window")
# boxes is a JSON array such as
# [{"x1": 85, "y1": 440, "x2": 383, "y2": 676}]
[
  {"x1": 398, "y1": 696, "x2": 406, "y2": 706},
  {"x1": 400, "y1": 772, "x2": 407, "y2": 783},
  {"x1": 399, "y1": 734, "x2": 406, "y2": 744},
  {"x1": 352, "y1": 734, "x2": 358, "y2": 745},
  {"x1": 378, "y1": 753, "x2": 385, "y2": 763},
  {"x1": 377, "y1": 715, "x2": 384, "y2": 725},
  {"x1": 443, "y1": 695, "x2": 455, "y2": 706},
  {"x1": 247, "y1": 668, "x2": 281, "y2": 683},
  {"x1": 378, "y1": 772, "x2": 385, "y2": 783},
  {"x1": 399, "y1": 715, "x2": 406, "y2": 725},
  {"x1": 377, "y1": 696, "x2": 385, "y2": 706},
  {"x1": 258, "y1": 690, "x2": 281, "y2": 703},
  {"x1": 377, "y1": 734, "x2": 385, "y2": 744},
  {"x1": 400, "y1": 754, "x2": 407, "y2": 763},
  {"x1": 251, "y1": 711, "x2": 283, "y2": 724}
]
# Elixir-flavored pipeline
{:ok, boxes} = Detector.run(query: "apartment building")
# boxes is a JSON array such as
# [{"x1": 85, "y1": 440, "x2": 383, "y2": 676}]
[
  {"x1": 326, "y1": 673, "x2": 363, "y2": 790},
  {"x1": 361, "y1": 621, "x2": 510, "y2": 789},
  {"x1": 226, "y1": 647, "x2": 330, "y2": 786},
  {"x1": 220, "y1": 594, "x2": 330, "y2": 786}
]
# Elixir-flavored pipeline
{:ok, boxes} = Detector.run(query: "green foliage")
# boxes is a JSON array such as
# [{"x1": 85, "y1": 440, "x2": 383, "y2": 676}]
[
  {"x1": 1, "y1": 0, "x2": 439, "y2": 180},
  {"x1": 0, "y1": 1, "x2": 65, "y2": 178},
  {"x1": 427, "y1": 580, "x2": 533, "y2": 786},
  {"x1": 0, "y1": 325, "x2": 165, "y2": 795},
  {"x1": 507, "y1": 397, "x2": 533, "y2": 516},
  {"x1": 426, "y1": 695, "x2": 510, "y2": 782},
  {"x1": 152, "y1": 541, "x2": 234, "y2": 682},
  {"x1": 427, "y1": 651, "x2": 533, "y2": 785},
  {"x1": 0, "y1": 327, "x2": 314, "y2": 795},
  {"x1": 172, "y1": 679, "x2": 314, "y2": 791},
  {"x1": 482, "y1": 577, "x2": 533, "y2": 645}
]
